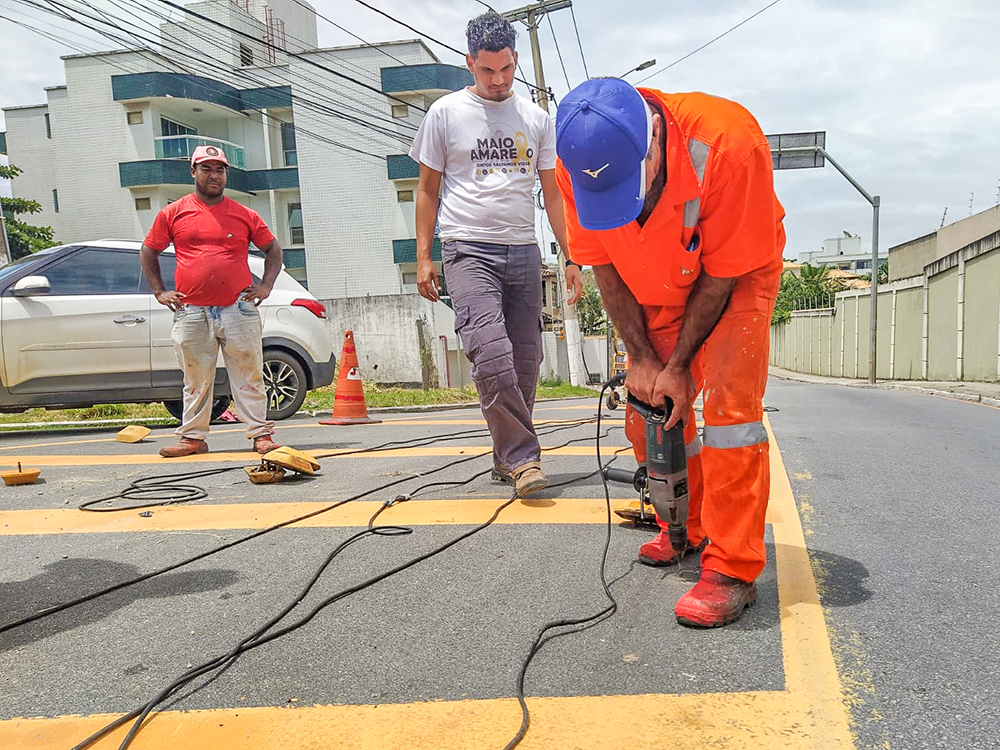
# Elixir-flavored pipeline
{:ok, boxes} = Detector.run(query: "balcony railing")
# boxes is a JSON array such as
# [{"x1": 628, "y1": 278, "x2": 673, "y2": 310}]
[{"x1": 154, "y1": 135, "x2": 246, "y2": 169}]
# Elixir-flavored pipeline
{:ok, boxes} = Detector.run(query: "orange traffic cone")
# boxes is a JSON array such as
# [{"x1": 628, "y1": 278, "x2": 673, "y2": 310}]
[{"x1": 319, "y1": 330, "x2": 382, "y2": 426}]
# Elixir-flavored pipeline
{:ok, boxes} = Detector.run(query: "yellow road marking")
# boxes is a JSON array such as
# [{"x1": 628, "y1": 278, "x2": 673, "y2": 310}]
[
  {"x1": 0, "y1": 414, "x2": 854, "y2": 750},
  {"x1": 0, "y1": 445, "x2": 628, "y2": 468},
  {"x1": 0, "y1": 498, "x2": 638, "y2": 536},
  {"x1": 0, "y1": 691, "x2": 838, "y2": 750},
  {"x1": 0, "y1": 419, "x2": 621, "y2": 452}
]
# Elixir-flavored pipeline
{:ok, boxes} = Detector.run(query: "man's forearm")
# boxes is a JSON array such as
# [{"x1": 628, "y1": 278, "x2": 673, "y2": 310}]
[
  {"x1": 592, "y1": 264, "x2": 658, "y2": 364},
  {"x1": 415, "y1": 188, "x2": 439, "y2": 263},
  {"x1": 139, "y1": 246, "x2": 166, "y2": 294},
  {"x1": 668, "y1": 272, "x2": 737, "y2": 371},
  {"x1": 260, "y1": 240, "x2": 283, "y2": 286}
]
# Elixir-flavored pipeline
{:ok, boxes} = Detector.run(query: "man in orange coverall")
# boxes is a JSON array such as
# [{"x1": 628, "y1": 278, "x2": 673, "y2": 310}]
[{"x1": 555, "y1": 78, "x2": 785, "y2": 628}]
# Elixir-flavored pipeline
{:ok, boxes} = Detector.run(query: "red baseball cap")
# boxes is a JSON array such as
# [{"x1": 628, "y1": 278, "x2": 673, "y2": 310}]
[{"x1": 190, "y1": 145, "x2": 229, "y2": 167}]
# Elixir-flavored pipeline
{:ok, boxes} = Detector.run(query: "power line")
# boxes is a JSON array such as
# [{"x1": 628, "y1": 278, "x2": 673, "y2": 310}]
[
  {"x1": 10, "y1": 0, "x2": 395, "y2": 165},
  {"x1": 354, "y1": 0, "x2": 547, "y2": 94},
  {"x1": 635, "y1": 0, "x2": 785, "y2": 85},
  {"x1": 568, "y1": 3, "x2": 588, "y2": 79},
  {"x1": 545, "y1": 9, "x2": 571, "y2": 91}
]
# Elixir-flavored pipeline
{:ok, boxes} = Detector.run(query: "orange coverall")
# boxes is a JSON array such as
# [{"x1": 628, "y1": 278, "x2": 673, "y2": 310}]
[{"x1": 557, "y1": 89, "x2": 785, "y2": 583}]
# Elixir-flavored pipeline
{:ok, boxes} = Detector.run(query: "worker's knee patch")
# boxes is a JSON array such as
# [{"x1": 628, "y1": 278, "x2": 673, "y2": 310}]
[{"x1": 463, "y1": 322, "x2": 517, "y2": 393}]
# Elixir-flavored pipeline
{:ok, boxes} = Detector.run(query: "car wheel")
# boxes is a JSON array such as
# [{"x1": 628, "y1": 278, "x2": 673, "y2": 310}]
[
  {"x1": 263, "y1": 349, "x2": 307, "y2": 421},
  {"x1": 163, "y1": 397, "x2": 232, "y2": 422}
]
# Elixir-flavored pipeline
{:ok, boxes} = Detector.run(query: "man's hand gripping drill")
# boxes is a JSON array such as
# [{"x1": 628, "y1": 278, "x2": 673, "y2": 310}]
[{"x1": 602, "y1": 373, "x2": 691, "y2": 555}]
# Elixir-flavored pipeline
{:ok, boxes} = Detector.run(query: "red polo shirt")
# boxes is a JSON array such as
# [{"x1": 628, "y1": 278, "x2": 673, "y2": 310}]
[
  {"x1": 144, "y1": 194, "x2": 275, "y2": 307},
  {"x1": 557, "y1": 89, "x2": 785, "y2": 332}
]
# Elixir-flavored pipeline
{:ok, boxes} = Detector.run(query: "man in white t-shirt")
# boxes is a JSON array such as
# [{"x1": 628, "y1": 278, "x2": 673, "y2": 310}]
[{"x1": 409, "y1": 11, "x2": 582, "y2": 497}]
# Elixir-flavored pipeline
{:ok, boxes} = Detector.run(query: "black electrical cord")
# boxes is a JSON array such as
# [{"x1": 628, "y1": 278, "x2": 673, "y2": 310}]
[
  {"x1": 503, "y1": 376, "x2": 624, "y2": 750},
  {"x1": 0, "y1": 417, "x2": 603, "y2": 636},
  {"x1": 70, "y1": 424, "x2": 621, "y2": 750}
]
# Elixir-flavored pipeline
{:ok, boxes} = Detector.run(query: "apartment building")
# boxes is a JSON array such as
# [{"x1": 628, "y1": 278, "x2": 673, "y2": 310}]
[{"x1": 0, "y1": 0, "x2": 470, "y2": 301}]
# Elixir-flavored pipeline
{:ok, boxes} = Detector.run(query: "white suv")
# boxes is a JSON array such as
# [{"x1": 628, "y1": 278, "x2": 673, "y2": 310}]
[{"x1": 0, "y1": 240, "x2": 335, "y2": 420}]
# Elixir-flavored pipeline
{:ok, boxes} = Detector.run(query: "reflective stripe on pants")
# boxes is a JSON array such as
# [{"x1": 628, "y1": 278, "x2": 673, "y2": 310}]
[{"x1": 624, "y1": 266, "x2": 779, "y2": 582}]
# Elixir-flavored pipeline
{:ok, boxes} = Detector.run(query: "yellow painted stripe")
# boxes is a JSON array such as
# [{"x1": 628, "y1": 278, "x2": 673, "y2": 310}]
[
  {"x1": 0, "y1": 445, "x2": 629, "y2": 468},
  {"x1": 0, "y1": 419, "x2": 621, "y2": 452},
  {"x1": 0, "y1": 415, "x2": 855, "y2": 750},
  {"x1": 765, "y1": 413, "x2": 854, "y2": 745},
  {"x1": 0, "y1": 498, "x2": 637, "y2": 536},
  {"x1": 0, "y1": 691, "x2": 835, "y2": 750}
]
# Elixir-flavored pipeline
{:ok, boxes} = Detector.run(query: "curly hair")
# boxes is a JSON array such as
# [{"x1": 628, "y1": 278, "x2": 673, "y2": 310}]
[{"x1": 466, "y1": 11, "x2": 516, "y2": 57}]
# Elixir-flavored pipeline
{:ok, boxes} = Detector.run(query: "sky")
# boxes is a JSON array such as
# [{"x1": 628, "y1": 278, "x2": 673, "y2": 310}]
[{"x1": 1, "y1": 0, "x2": 999, "y2": 259}]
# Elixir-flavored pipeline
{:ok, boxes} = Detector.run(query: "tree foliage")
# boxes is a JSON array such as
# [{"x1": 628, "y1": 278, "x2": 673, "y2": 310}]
[
  {"x1": 576, "y1": 283, "x2": 607, "y2": 335},
  {"x1": 0, "y1": 164, "x2": 58, "y2": 260},
  {"x1": 772, "y1": 263, "x2": 847, "y2": 325}
]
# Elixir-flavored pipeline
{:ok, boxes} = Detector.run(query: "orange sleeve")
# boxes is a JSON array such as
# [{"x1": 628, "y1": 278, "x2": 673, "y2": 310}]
[
  {"x1": 698, "y1": 143, "x2": 784, "y2": 278},
  {"x1": 555, "y1": 160, "x2": 611, "y2": 266}
]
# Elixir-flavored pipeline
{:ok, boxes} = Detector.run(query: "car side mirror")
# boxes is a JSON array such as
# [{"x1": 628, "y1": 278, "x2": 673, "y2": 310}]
[{"x1": 10, "y1": 275, "x2": 51, "y2": 297}]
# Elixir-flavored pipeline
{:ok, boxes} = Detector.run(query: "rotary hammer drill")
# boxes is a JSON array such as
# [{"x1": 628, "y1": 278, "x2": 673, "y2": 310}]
[{"x1": 602, "y1": 374, "x2": 690, "y2": 555}]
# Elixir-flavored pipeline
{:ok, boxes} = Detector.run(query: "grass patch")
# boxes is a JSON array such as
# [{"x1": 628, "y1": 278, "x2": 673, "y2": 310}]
[
  {"x1": 0, "y1": 380, "x2": 598, "y2": 430},
  {"x1": 0, "y1": 402, "x2": 173, "y2": 428},
  {"x1": 303, "y1": 379, "x2": 596, "y2": 411}
]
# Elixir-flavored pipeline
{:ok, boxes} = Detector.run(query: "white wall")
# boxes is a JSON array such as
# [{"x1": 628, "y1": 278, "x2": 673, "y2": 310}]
[{"x1": 293, "y1": 40, "x2": 438, "y2": 300}]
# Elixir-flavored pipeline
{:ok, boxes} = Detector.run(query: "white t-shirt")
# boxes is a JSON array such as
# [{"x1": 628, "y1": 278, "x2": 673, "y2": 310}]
[{"x1": 408, "y1": 87, "x2": 556, "y2": 245}]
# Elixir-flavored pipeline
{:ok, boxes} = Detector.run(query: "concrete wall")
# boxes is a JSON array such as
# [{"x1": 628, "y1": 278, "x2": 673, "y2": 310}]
[
  {"x1": 891, "y1": 287, "x2": 924, "y2": 380},
  {"x1": 772, "y1": 238, "x2": 1000, "y2": 383},
  {"x1": 320, "y1": 293, "x2": 444, "y2": 386},
  {"x1": 889, "y1": 206, "x2": 1000, "y2": 282},
  {"x1": 889, "y1": 232, "x2": 936, "y2": 281},
  {"x1": 927, "y1": 266, "x2": 959, "y2": 380},
  {"x1": 963, "y1": 250, "x2": 1000, "y2": 380}
]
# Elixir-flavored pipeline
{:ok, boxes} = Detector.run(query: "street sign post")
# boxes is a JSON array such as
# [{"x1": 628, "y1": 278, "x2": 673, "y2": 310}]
[{"x1": 767, "y1": 131, "x2": 881, "y2": 384}]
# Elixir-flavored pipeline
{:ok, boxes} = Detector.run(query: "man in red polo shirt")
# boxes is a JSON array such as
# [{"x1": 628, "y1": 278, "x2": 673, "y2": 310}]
[
  {"x1": 140, "y1": 145, "x2": 283, "y2": 457},
  {"x1": 555, "y1": 79, "x2": 785, "y2": 628}
]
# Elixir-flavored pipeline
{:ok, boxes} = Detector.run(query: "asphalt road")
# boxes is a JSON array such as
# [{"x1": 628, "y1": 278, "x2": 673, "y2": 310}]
[
  {"x1": 766, "y1": 379, "x2": 1000, "y2": 750},
  {"x1": 0, "y1": 383, "x2": 996, "y2": 749}
]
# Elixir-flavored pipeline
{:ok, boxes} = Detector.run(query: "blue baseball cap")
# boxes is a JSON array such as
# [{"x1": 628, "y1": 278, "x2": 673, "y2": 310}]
[{"x1": 556, "y1": 79, "x2": 653, "y2": 231}]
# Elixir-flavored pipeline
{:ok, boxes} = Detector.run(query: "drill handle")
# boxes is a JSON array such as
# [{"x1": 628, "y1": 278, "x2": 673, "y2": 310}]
[{"x1": 626, "y1": 392, "x2": 675, "y2": 424}]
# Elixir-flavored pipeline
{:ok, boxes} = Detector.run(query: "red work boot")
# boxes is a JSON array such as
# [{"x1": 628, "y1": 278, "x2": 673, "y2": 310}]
[
  {"x1": 674, "y1": 570, "x2": 757, "y2": 628},
  {"x1": 638, "y1": 532, "x2": 706, "y2": 567},
  {"x1": 253, "y1": 435, "x2": 281, "y2": 455},
  {"x1": 158, "y1": 438, "x2": 208, "y2": 458}
]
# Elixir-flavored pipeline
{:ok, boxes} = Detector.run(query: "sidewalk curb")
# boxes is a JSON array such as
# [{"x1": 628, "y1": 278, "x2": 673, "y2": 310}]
[{"x1": 769, "y1": 370, "x2": 1000, "y2": 409}]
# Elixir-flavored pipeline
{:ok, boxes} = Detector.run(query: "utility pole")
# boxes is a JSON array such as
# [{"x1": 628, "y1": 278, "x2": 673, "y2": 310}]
[{"x1": 501, "y1": 0, "x2": 588, "y2": 386}]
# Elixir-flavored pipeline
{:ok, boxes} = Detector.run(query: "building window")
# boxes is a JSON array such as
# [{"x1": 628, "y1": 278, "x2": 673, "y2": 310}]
[
  {"x1": 281, "y1": 122, "x2": 297, "y2": 166},
  {"x1": 52, "y1": 189, "x2": 59, "y2": 213},
  {"x1": 135, "y1": 197, "x2": 151, "y2": 211},
  {"x1": 855, "y1": 259, "x2": 871, "y2": 270},
  {"x1": 287, "y1": 203, "x2": 304, "y2": 245},
  {"x1": 127, "y1": 111, "x2": 144, "y2": 125},
  {"x1": 391, "y1": 104, "x2": 409, "y2": 119},
  {"x1": 44, "y1": 113, "x2": 51, "y2": 139},
  {"x1": 239, "y1": 43, "x2": 254, "y2": 67},
  {"x1": 160, "y1": 117, "x2": 196, "y2": 137},
  {"x1": 397, "y1": 189, "x2": 413, "y2": 203}
]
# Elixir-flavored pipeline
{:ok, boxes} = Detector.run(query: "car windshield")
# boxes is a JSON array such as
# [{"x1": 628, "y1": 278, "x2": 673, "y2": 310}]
[{"x1": 0, "y1": 245, "x2": 65, "y2": 283}]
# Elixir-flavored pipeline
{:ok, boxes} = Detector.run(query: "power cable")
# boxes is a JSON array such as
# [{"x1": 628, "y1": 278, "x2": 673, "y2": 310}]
[
  {"x1": 64, "y1": 422, "x2": 622, "y2": 750},
  {"x1": 545, "y1": 10, "x2": 572, "y2": 92},
  {"x1": 568, "y1": 4, "x2": 589, "y2": 80},
  {"x1": 352, "y1": 0, "x2": 546, "y2": 95},
  {"x1": 17, "y1": 0, "x2": 408, "y2": 162},
  {"x1": 502, "y1": 377, "x2": 622, "y2": 749},
  {"x1": 635, "y1": 0, "x2": 785, "y2": 85},
  {"x1": 154, "y1": 0, "x2": 429, "y2": 113},
  {"x1": 0, "y1": 417, "x2": 606, "y2": 636}
]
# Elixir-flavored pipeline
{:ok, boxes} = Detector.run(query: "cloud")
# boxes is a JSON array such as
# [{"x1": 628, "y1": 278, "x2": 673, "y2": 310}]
[{"x1": 3, "y1": 0, "x2": 999, "y2": 255}]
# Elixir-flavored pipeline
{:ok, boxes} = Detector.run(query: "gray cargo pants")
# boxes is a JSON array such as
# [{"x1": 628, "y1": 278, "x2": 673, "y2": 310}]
[{"x1": 442, "y1": 240, "x2": 543, "y2": 473}]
